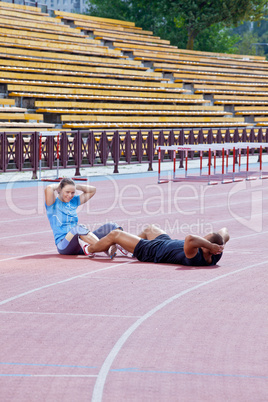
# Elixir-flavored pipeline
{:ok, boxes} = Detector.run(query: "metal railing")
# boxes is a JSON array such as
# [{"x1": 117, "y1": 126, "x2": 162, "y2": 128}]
[{"x1": 1, "y1": 128, "x2": 267, "y2": 178}]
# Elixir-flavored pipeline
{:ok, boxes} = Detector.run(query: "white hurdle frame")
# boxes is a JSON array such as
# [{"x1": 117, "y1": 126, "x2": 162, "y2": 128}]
[
  {"x1": 158, "y1": 142, "x2": 268, "y2": 185},
  {"x1": 39, "y1": 131, "x2": 61, "y2": 180}
]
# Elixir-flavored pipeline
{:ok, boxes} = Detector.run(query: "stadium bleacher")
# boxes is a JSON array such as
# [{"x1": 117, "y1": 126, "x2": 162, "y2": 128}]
[{"x1": 0, "y1": 1, "x2": 268, "y2": 133}]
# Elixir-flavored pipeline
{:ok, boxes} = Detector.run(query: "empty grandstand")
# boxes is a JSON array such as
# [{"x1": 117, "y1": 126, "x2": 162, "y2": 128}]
[
  {"x1": 1, "y1": 1, "x2": 268, "y2": 132},
  {"x1": 0, "y1": 0, "x2": 267, "y2": 176}
]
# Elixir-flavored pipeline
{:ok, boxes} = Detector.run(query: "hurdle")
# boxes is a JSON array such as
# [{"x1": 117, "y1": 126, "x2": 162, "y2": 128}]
[
  {"x1": 38, "y1": 131, "x2": 87, "y2": 182},
  {"x1": 38, "y1": 131, "x2": 60, "y2": 181},
  {"x1": 158, "y1": 142, "x2": 268, "y2": 185},
  {"x1": 158, "y1": 146, "x2": 191, "y2": 184}
]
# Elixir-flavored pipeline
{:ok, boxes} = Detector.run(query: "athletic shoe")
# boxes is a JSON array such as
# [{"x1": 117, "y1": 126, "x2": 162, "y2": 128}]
[
  {"x1": 78, "y1": 238, "x2": 95, "y2": 258},
  {"x1": 106, "y1": 244, "x2": 117, "y2": 259},
  {"x1": 116, "y1": 245, "x2": 131, "y2": 257}
]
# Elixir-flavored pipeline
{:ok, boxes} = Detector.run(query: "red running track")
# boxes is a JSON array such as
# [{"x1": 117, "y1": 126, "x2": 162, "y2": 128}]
[{"x1": 0, "y1": 172, "x2": 267, "y2": 402}]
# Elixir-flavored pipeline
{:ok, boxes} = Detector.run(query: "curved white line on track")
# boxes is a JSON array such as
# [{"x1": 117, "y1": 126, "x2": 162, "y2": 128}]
[
  {"x1": 0, "y1": 260, "x2": 135, "y2": 306},
  {"x1": 231, "y1": 231, "x2": 268, "y2": 240},
  {"x1": 0, "y1": 249, "x2": 55, "y2": 263},
  {"x1": 91, "y1": 259, "x2": 268, "y2": 402}
]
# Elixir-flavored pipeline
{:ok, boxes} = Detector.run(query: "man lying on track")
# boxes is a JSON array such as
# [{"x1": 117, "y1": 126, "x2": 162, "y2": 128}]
[
  {"x1": 45, "y1": 178, "x2": 120, "y2": 256},
  {"x1": 79, "y1": 224, "x2": 230, "y2": 266}
]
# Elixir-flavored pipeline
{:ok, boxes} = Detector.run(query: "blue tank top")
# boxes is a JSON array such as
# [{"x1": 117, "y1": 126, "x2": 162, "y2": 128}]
[{"x1": 45, "y1": 195, "x2": 80, "y2": 244}]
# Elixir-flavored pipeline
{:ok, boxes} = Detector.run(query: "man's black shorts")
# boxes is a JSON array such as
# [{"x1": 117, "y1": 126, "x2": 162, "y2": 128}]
[{"x1": 133, "y1": 234, "x2": 171, "y2": 262}]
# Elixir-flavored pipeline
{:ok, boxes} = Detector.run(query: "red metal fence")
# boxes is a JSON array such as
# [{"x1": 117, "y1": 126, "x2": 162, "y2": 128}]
[{"x1": 1, "y1": 128, "x2": 268, "y2": 178}]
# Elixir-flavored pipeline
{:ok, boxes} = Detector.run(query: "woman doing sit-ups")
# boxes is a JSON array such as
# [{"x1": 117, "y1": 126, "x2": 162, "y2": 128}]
[{"x1": 44, "y1": 178, "x2": 121, "y2": 256}]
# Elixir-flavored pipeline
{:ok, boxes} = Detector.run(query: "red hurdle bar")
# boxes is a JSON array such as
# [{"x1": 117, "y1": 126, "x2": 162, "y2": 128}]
[
  {"x1": 260, "y1": 145, "x2": 262, "y2": 179},
  {"x1": 246, "y1": 145, "x2": 257, "y2": 181},
  {"x1": 38, "y1": 133, "x2": 42, "y2": 180},
  {"x1": 200, "y1": 150, "x2": 203, "y2": 176},
  {"x1": 173, "y1": 149, "x2": 176, "y2": 180},
  {"x1": 185, "y1": 150, "x2": 188, "y2": 178},
  {"x1": 233, "y1": 146, "x2": 236, "y2": 181},
  {"x1": 221, "y1": 148, "x2": 225, "y2": 183},
  {"x1": 238, "y1": 148, "x2": 241, "y2": 173},
  {"x1": 226, "y1": 149, "x2": 229, "y2": 173},
  {"x1": 214, "y1": 150, "x2": 217, "y2": 175}
]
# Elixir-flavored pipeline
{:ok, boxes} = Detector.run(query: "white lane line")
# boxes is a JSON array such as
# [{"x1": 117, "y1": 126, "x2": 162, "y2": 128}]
[
  {"x1": 0, "y1": 230, "x2": 51, "y2": 241},
  {"x1": 0, "y1": 311, "x2": 141, "y2": 318},
  {"x1": 0, "y1": 216, "x2": 44, "y2": 224},
  {"x1": 223, "y1": 250, "x2": 254, "y2": 254},
  {"x1": 0, "y1": 203, "x2": 40, "y2": 211},
  {"x1": 107, "y1": 193, "x2": 268, "y2": 214},
  {"x1": 231, "y1": 231, "x2": 268, "y2": 240},
  {"x1": 30, "y1": 375, "x2": 98, "y2": 378},
  {"x1": 91, "y1": 259, "x2": 268, "y2": 402},
  {"x1": 0, "y1": 260, "x2": 135, "y2": 306},
  {"x1": 0, "y1": 249, "x2": 55, "y2": 263},
  {"x1": 0, "y1": 374, "x2": 98, "y2": 378}
]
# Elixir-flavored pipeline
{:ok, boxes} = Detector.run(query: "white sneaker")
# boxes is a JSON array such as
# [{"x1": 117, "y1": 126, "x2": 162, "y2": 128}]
[
  {"x1": 116, "y1": 245, "x2": 131, "y2": 257},
  {"x1": 78, "y1": 238, "x2": 95, "y2": 258},
  {"x1": 106, "y1": 244, "x2": 117, "y2": 259}
]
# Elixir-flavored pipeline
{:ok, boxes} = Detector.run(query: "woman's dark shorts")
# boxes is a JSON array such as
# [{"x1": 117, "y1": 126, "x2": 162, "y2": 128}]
[{"x1": 57, "y1": 222, "x2": 123, "y2": 255}]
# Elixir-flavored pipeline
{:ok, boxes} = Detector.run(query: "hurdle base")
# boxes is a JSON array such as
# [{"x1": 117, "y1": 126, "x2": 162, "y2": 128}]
[
  {"x1": 41, "y1": 178, "x2": 61, "y2": 182},
  {"x1": 158, "y1": 179, "x2": 170, "y2": 184},
  {"x1": 41, "y1": 177, "x2": 88, "y2": 182},
  {"x1": 232, "y1": 178, "x2": 244, "y2": 182},
  {"x1": 221, "y1": 178, "x2": 233, "y2": 184},
  {"x1": 70, "y1": 177, "x2": 88, "y2": 181},
  {"x1": 222, "y1": 177, "x2": 244, "y2": 184}
]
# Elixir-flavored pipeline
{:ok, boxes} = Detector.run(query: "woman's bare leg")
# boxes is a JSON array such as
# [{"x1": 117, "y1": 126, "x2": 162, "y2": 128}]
[
  {"x1": 138, "y1": 224, "x2": 167, "y2": 240},
  {"x1": 88, "y1": 229, "x2": 141, "y2": 254}
]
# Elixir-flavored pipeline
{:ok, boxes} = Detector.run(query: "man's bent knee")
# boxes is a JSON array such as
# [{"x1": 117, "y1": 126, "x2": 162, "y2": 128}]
[
  {"x1": 145, "y1": 224, "x2": 159, "y2": 234},
  {"x1": 144, "y1": 224, "x2": 154, "y2": 232},
  {"x1": 144, "y1": 224, "x2": 166, "y2": 240},
  {"x1": 108, "y1": 229, "x2": 122, "y2": 242}
]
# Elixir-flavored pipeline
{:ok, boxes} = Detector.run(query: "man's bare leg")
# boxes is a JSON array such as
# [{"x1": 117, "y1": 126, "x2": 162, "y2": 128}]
[
  {"x1": 80, "y1": 232, "x2": 99, "y2": 244},
  {"x1": 88, "y1": 229, "x2": 141, "y2": 254},
  {"x1": 78, "y1": 232, "x2": 100, "y2": 257},
  {"x1": 218, "y1": 227, "x2": 230, "y2": 244},
  {"x1": 138, "y1": 224, "x2": 167, "y2": 240}
]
